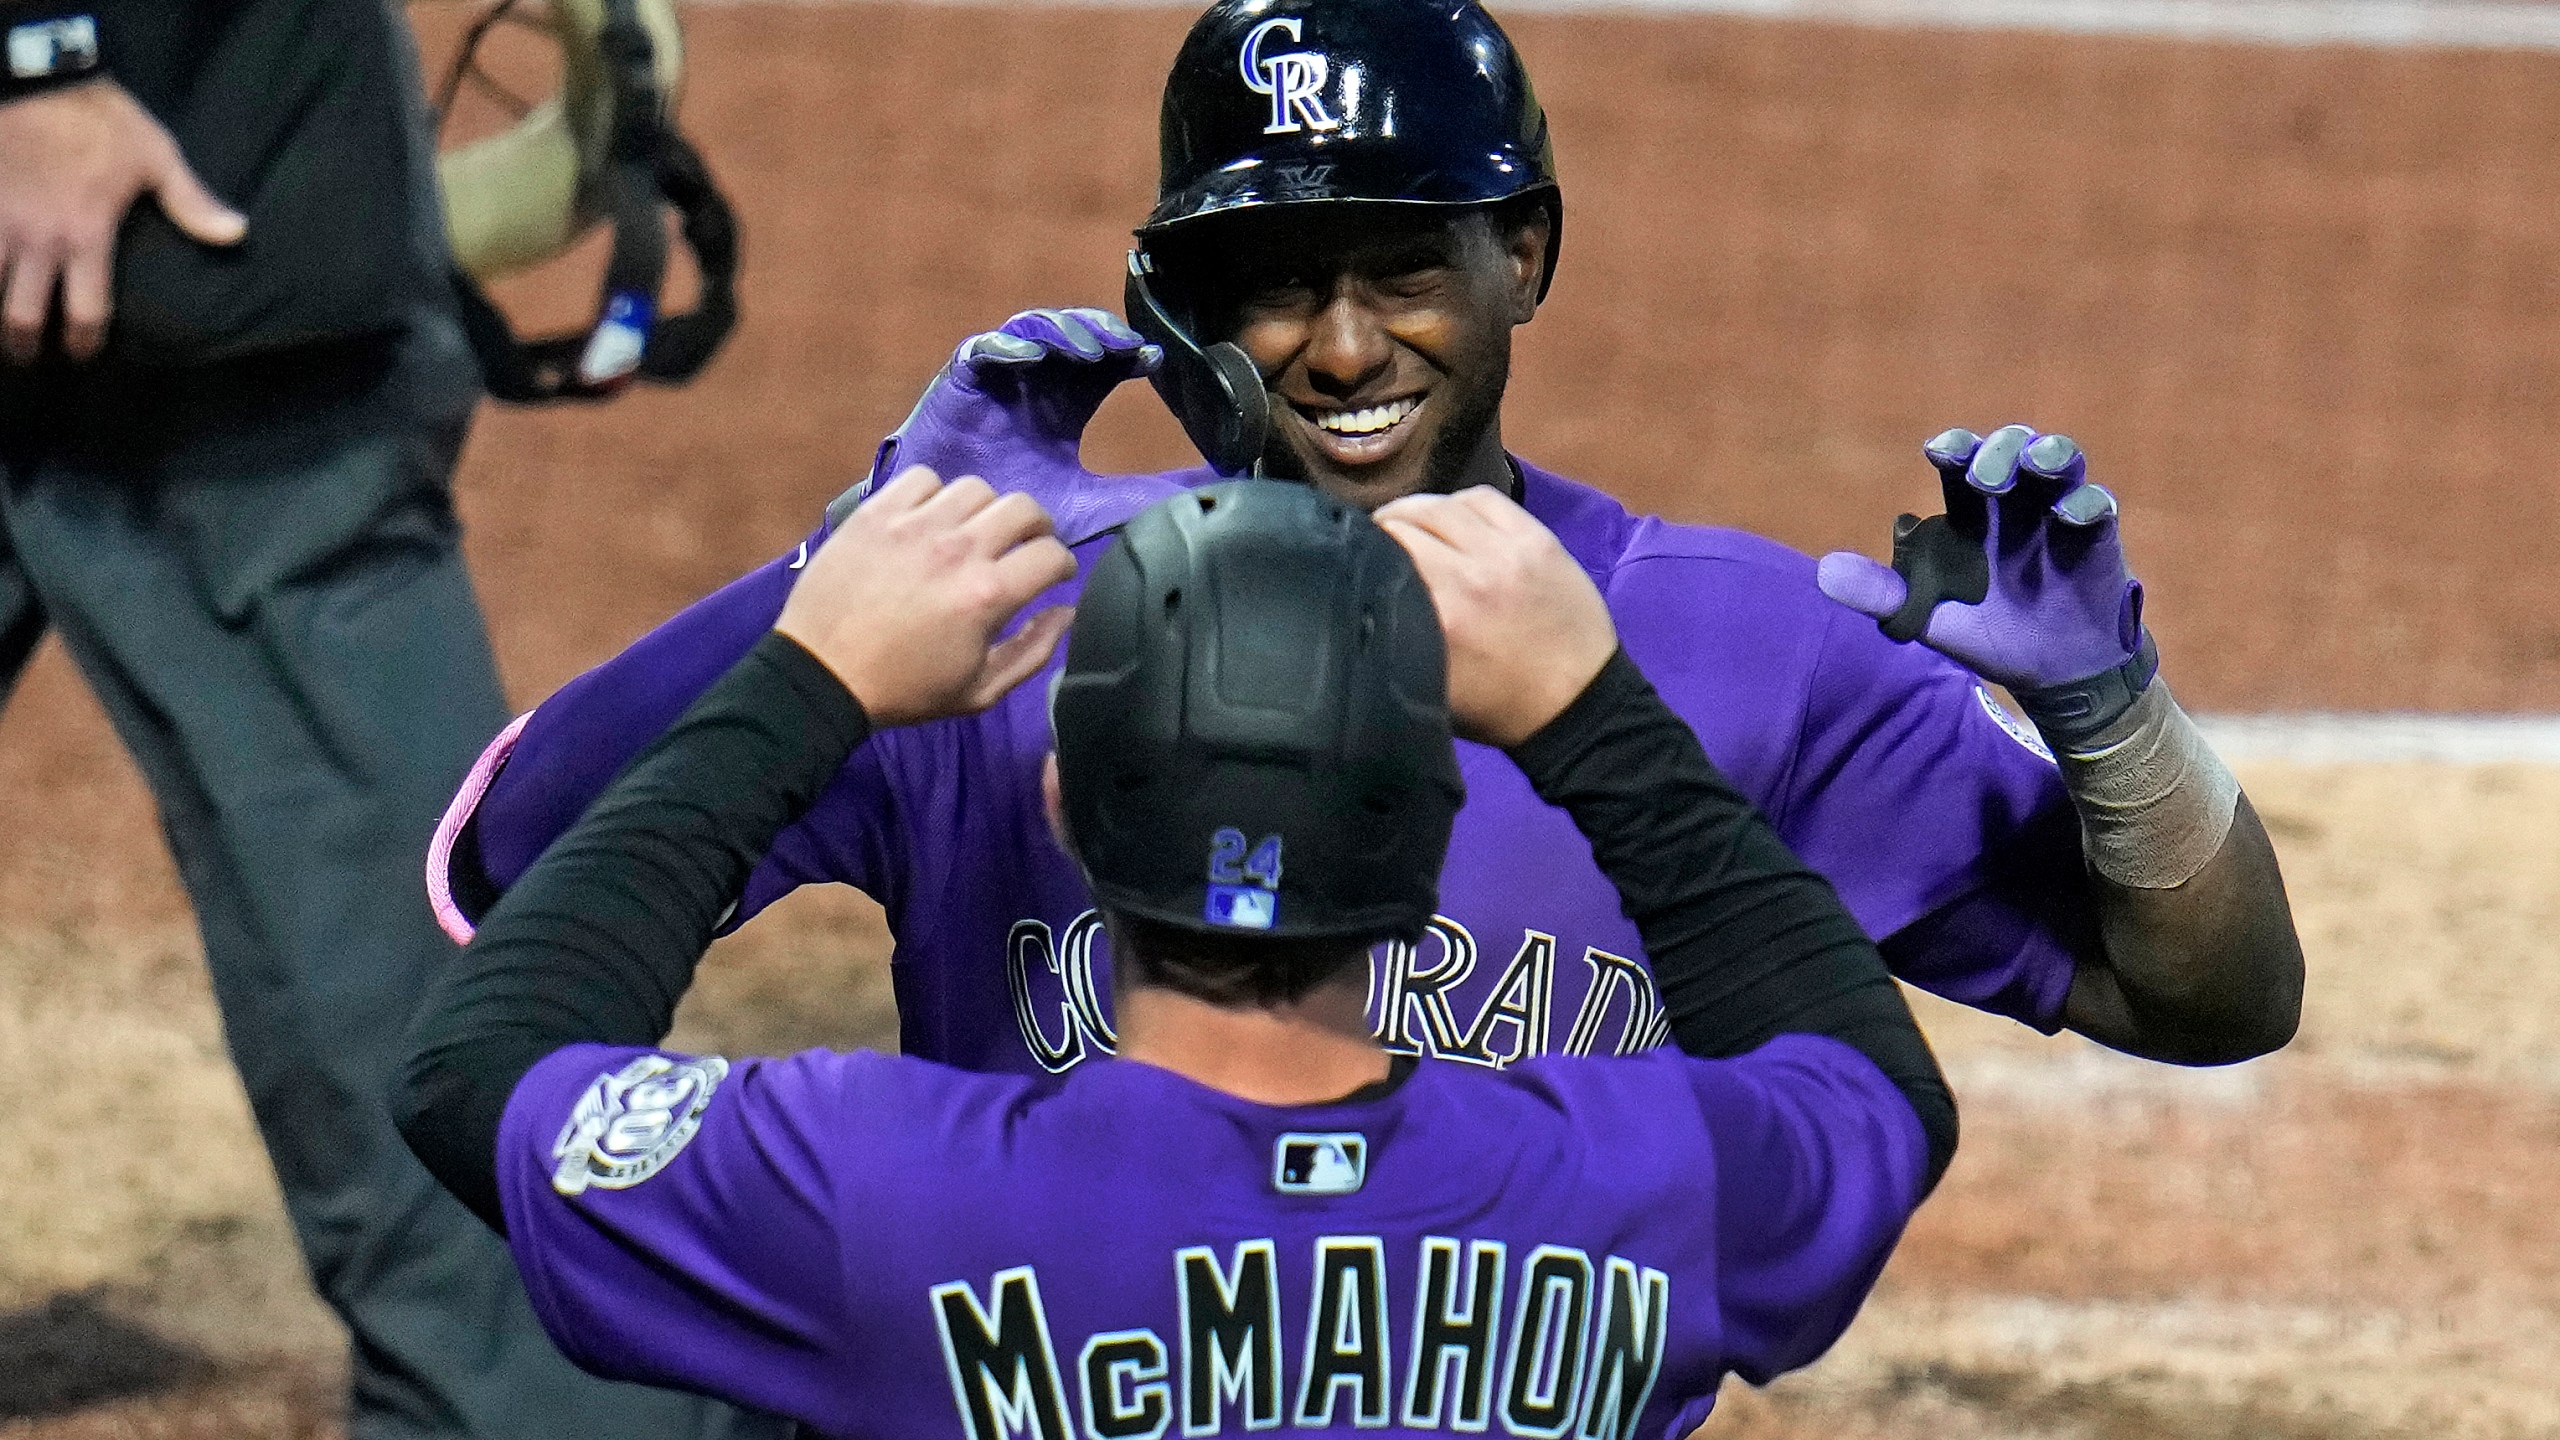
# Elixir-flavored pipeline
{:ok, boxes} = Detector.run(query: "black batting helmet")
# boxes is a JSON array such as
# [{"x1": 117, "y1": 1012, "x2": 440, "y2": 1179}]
[
  {"x1": 1051, "y1": 481, "x2": 1463, "y2": 946},
  {"x1": 1126, "y1": 0, "x2": 1563, "y2": 473}
]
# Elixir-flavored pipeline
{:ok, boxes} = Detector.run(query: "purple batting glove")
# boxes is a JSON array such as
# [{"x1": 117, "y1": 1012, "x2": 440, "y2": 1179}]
[
  {"x1": 1817, "y1": 424, "x2": 2146, "y2": 702},
  {"x1": 862, "y1": 307, "x2": 1161, "y2": 502}
]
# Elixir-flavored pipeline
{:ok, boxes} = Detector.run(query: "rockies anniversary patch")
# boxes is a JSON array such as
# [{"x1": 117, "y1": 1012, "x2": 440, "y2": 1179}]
[
  {"x1": 1976, "y1": 684, "x2": 2055, "y2": 763},
  {"x1": 551, "y1": 1053, "x2": 730, "y2": 1195}
]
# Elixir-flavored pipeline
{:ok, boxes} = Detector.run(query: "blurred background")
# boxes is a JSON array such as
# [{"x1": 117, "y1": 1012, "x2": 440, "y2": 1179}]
[{"x1": 1, "y1": 0, "x2": 2555, "y2": 1435}]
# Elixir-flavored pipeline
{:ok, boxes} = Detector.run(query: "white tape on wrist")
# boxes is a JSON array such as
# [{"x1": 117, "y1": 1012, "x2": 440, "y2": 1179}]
[{"x1": 2054, "y1": 679, "x2": 2241, "y2": 890}]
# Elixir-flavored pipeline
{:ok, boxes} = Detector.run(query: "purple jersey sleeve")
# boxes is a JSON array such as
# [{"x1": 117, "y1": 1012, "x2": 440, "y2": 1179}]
[
  {"x1": 1684, "y1": 1033, "x2": 1929, "y2": 1388},
  {"x1": 496, "y1": 1042, "x2": 860, "y2": 1421},
  {"x1": 429, "y1": 529, "x2": 902, "y2": 941},
  {"x1": 1784, "y1": 598, "x2": 2091, "y2": 1029}
]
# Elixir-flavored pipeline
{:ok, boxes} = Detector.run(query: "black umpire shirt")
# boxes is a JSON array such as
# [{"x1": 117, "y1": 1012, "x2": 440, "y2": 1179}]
[{"x1": 3, "y1": 0, "x2": 451, "y2": 369}]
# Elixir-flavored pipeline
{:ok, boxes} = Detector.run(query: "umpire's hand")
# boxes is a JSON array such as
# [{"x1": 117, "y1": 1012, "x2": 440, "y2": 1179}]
[
  {"x1": 776, "y1": 465, "x2": 1077, "y2": 726},
  {"x1": 0, "y1": 78, "x2": 246, "y2": 363},
  {"x1": 1376, "y1": 486, "x2": 1618, "y2": 748}
]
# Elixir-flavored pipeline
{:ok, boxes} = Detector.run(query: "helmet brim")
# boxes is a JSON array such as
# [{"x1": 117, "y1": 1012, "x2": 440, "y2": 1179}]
[{"x1": 1142, "y1": 157, "x2": 1554, "y2": 236}]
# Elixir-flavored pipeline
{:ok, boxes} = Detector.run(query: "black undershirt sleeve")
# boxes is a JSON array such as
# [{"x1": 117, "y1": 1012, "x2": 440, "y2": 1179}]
[
  {"x1": 394, "y1": 632, "x2": 870, "y2": 1233},
  {"x1": 1506, "y1": 649, "x2": 1958, "y2": 1190}
]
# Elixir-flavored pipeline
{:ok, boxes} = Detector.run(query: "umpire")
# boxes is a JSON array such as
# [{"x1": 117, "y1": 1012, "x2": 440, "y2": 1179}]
[
  {"x1": 396, "y1": 470, "x2": 1955, "y2": 1438},
  {"x1": 0, "y1": 3, "x2": 773, "y2": 1436}
]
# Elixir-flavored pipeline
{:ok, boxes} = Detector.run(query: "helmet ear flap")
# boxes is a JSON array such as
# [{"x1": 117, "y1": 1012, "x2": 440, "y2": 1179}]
[
  {"x1": 1533, "y1": 188, "x2": 1564, "y2": 305},
  {"x1": 1193, "y1": 344, "x2": 1273, "y2": 476},
  {"x1": 1125, "y1": 251, "x2": 1273, "y2": 477}
]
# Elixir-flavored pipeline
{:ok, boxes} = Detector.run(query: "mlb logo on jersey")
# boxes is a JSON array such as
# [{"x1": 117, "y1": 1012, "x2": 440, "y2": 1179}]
[{"x1": 1274, "y1": 1132, "x2": 1367, "y2": 1195}]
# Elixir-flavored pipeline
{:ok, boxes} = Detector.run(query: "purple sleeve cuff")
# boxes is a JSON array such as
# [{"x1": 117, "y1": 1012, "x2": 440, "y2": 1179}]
[
  {"x1": 495, "y1": 1042, "x2": 643, "y2": 1373},
  {"x1": 1703, "y1": 1033, "x2": 1930, "y2": 1385},
  {"x1": 1881, "y1": 880, "x2": 2087, "y2": 1034}
]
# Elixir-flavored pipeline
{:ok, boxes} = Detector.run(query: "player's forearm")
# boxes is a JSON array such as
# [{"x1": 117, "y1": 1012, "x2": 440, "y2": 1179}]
[
  {"x1": 1509, "y1": 650, "x2": 1957, "y2": 1187},
  {"x1": 455, "y1": 537, "x2": 813, "y2": 915},
  {"x1": 2067, "y1": 794, "x2": 2304, "y2": 1063},
  {"x1": 397, "y1": 632, "x2": 870, "y2": 1231},
  {"x1": 2040, "y1": 683, "x2": 2306, "y2": 1064}
]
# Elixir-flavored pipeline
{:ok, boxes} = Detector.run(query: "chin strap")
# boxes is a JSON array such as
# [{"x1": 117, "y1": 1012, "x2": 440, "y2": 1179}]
[
  {"x1": 1124, "y1": 249, "x2": 1269, "y2": 476},
  {"x1": 440, "y1": 0, "x2": 739, "y2": 404}
]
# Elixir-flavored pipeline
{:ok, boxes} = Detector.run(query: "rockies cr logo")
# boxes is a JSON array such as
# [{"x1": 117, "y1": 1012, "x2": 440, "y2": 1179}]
[{"x1": 1240, "y1": 17, "x2": 1340, "y2": 136}]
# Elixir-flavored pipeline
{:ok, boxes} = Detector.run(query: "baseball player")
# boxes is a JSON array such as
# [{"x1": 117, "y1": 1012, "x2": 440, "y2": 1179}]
[
  {"x1": 398, "y1": 469, "x2": 1956, "y2": 1439},
  {"x1": 431, "y1": 0, "x2": 2300, "y2": 1079}
]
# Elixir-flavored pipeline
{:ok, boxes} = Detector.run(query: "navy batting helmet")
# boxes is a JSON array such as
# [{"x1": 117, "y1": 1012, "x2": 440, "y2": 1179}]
[
  {"x1": 1051, "y1": 481, "x2": 1463, "y2": 946},
  {"x1": 1126, "y1": 0, "x2": 1563, "y2": 474}
]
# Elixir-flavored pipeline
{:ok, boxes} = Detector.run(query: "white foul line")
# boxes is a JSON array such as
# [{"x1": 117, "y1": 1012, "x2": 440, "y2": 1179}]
[
  {"x1": 2197, "y1": 713, "x2": 2560, "y2": 764},
  {"x1": 677, "y1": 0, "x2": 2560, "y2": 52},
  {"x1": 1477, "y1": 0, "x2": 2560, "y2": 49}
]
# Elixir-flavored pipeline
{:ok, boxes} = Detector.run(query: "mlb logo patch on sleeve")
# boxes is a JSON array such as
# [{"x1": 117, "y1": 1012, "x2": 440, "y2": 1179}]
[
  {"x1": 1273, "y1": 1133, "x2": 1366, "y2": 1195},
  {"x1": 551, "y1": 1054, "x2": 730, "y2": 1196}
]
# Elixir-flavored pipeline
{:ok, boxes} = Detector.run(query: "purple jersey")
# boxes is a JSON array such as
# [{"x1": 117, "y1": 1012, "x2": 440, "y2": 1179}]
[
  {"x1": 435, "y1": 462, "x2": 2087, "y2": 1072},
  {"x1": 499, "y1": 1034, "x2": 1926, "y2": 1439}
]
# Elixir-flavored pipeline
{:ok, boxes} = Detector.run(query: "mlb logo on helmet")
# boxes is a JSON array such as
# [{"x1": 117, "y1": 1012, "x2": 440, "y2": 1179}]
[
  {"x1": 1274, "y1": 1132, "x2": 1368, "y2": 1195},
  {"x1": 1204, "y1": 826, "x2": 1284, "y2": 929},
  {"x1": 1205, "y1": 885, "x2": 1277, "y2": 930}
]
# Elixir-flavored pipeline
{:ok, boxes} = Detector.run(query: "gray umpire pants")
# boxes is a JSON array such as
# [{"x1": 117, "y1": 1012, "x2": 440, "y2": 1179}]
[{"x1": 0, "y1": 313, "x2": 784, "y2": 1440}]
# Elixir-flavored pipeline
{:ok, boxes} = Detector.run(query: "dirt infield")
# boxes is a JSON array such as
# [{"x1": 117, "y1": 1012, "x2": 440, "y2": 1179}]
[{"x1": 3, "y1": 2, "x2": 2558, "y2": 1435}]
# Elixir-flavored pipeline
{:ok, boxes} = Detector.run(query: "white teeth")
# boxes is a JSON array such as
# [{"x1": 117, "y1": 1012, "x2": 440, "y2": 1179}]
[{"x1": 1311, "y1": 397, "x2": 1420, "y2": 436}]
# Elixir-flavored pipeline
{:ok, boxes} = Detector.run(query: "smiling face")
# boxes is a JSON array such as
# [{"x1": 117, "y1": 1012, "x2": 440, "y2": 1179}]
[{"x1": 1176, "y1": 202, "x2": 1551, "y2": 508}]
